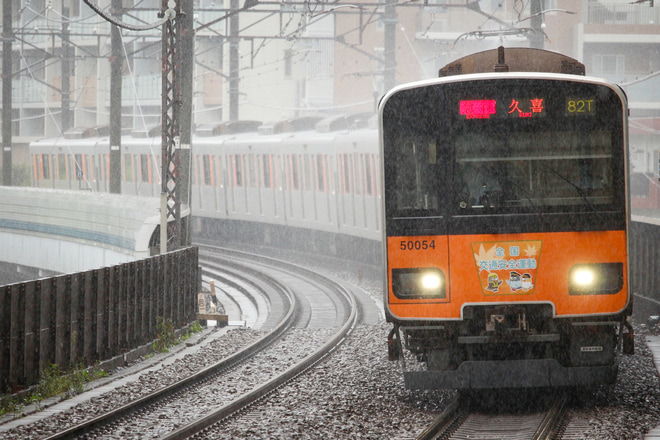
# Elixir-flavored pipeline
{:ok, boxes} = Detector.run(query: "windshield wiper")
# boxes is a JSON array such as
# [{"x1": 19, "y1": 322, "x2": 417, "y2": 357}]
[{"x1": 541, "y1": 163, "x2": 597, "y2": 212}]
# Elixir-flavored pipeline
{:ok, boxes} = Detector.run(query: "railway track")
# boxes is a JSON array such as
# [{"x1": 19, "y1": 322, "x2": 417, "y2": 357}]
[
  {"x1": 417, "y1": 393, "x2": 568, "y2": 440},
  {"x1": 39, "y1": 247, "x2": 358, "y2": 440}
]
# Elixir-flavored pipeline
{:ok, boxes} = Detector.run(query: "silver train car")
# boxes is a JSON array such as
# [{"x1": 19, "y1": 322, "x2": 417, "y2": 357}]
[{"x1": 29, "y1": 115, "x2": 382, "y2": 262}]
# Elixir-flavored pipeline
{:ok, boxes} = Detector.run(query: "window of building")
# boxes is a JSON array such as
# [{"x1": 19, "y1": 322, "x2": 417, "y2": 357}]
[{"x1": 593, "y1": 54, "x2": 625, "y2": 75}]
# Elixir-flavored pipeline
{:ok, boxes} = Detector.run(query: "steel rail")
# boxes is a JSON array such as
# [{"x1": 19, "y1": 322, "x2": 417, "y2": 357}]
[
  {"x1": 416, "y1": 394, "x2": 567, "y2": 440},
  {"x1": 160, "y1": 246, "x2": 359, "y2": 440},
  {"x1": 415, "y1": 395, "x2": 464, "y2": 440},
  {"x1": 42, "y1": 257, "x2": 297, "y2": 440},
  {"x1": 533, "y1": 396, "x2": 568, "y2": 440}
]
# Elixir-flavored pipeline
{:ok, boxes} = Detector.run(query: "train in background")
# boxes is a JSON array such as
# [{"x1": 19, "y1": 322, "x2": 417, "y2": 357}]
[
  {"x1": 28, "y1": 114, "x2": 383, "y2": 262},
  {"x1": 381, "y1": 47, "x2": 633, "y2": 389}
]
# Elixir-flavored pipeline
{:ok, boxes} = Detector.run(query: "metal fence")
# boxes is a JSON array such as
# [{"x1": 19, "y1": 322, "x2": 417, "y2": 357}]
[
  {"x1": 630, "y1": 221, "x2": 660, "y2": 320},
  {"x1": 0, "y1": 246, "x2": 199, "y2": 392}
]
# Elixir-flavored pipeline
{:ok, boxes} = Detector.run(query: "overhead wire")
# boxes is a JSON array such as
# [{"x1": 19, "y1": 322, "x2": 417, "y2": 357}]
[
  {"x1": 23, "y1": 5, "x2": 104, "y2": 26},
  {"x1": 81, "y1": 0, "x2": 174, "y2": 31}
]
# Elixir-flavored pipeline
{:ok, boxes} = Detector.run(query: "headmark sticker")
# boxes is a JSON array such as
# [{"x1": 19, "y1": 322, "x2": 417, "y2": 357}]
[{"x1": 472, "y1": 241, "x2": 542, "y2": 295}]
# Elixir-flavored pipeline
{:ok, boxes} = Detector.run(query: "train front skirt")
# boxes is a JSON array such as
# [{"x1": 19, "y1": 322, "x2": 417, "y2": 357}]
[{"x1": 403, "y1": 358, "x2": 618, "y2": 389}]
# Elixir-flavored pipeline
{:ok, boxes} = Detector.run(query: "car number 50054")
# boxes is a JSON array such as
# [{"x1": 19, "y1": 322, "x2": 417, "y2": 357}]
[{"x1": 400, "y1": 240, "x2": 436, "y2": 251}]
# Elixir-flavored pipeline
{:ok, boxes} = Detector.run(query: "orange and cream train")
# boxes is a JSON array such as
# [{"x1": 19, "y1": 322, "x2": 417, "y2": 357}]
[{"x1": 381, "y1": 47, "x2": 634, "y2": 389}]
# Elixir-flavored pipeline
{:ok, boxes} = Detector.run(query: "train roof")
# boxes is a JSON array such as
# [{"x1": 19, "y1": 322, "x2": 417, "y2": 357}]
[
  {"x1": 29, "y1": 113, "x2": 378, "y2": 150},
  {"x1": 439, "y1": 46, "x2": 585, "y2": 76}
]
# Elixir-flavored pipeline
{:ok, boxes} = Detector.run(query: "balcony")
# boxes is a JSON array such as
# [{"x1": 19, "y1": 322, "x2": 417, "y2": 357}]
[{"x1": 587, "y1": 2, "x2": 660, "y2": 25}]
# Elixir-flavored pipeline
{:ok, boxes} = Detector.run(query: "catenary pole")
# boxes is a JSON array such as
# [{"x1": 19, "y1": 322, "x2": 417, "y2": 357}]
[
  {"x1": 229, "y1": 0, "x2": 240, "y2": 120},
  {"x1": 61, "y1": 7, "x2": 73, "y2": 133},
  {"x1": 109, "y1": 0, "x2": 123, "y2": 194},
  {"x1": 179, "y1": 0, "x2": 194, "y2": 246},
  {"x1": 2, "y1": 0, "x2": 12, "y2": 186}
]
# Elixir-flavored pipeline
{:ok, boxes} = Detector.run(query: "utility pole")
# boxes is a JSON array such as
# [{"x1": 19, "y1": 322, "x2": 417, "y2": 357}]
[
  {"x1": 109, "y1": 0, "x2": 123, "y2": 194},
  {"x1": 229, "y1": 0, "x2": 240, "y2": 120},
  {"x1": 529, "y1": 0, "x2": 544, "y2": 49},
  {"x1": 383, "y1": 0, "x2": 397, "y2": 92},
  {"x1": 2, "y1": 0, "x2": 12, "y2": 186},
  {"x1": 179, "y1": 0, "x2": 194, "y2": 246},
  {"x1": 61, "y1": 6, "x2": 73, "y2": 132}
]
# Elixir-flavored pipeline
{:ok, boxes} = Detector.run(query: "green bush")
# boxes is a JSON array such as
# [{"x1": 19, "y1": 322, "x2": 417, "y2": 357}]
[{"x1": 153, "y1": 317, "x2": 176, "y2": 352}]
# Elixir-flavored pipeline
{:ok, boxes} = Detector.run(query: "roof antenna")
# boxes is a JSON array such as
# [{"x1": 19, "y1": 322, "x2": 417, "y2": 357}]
[{"x1": 494, "y1": 46, "x2": 509, "y2": 72}]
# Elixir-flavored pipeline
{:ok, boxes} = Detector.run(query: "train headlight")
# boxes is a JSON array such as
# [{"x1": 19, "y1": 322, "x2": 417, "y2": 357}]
[
  {"x1": 568, "y1": 263, "x2": 624, "y2": 295},
  {"x1": 572, "y1": 267, "x2": 595, "y2": 287},
  {"x1": 392, "y1": 268, "x2": 446, "y2": 299}
]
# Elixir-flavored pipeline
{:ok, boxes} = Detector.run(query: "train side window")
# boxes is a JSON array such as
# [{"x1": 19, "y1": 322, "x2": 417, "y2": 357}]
[
  {"x1": 316, "y1": 155, "x2": 325, "y2": 192},
  {"x1": 393, "y1": 139, "x2": 439, "y2": 211},
  {"x1": 215, "y1": 156, "x2": 222, "y2": 187},
  {"x1": 233, "y1": 155, "x2": 243, "y2": 187},
  {"x1": 140, "y1": 155, "x2": 150, "y2": 183},
  {"x1": 309, "y1": 155, "x2": 316, "y2": 192},
  {"x1": 352, "y1": 154, "x2": 360, "y2": 195},
  {"x1": 274, "y1": 156, "x2": 281, "y2": 190},
  {"x1": 42, "y1": 154, "x2": 50, "y2": 180},
  {"x1": 262, "y1": 155, "x2": 272, "y2": 189},
  {"x1": 248, "y1": 154, "x2": 256, "y2": 188},
  {"x1": 364, "y1": 153, "x2": 374, "y2": 196},
  {"x1": 303, "y1": 154, "x2": 311, "y2": 191},
  {"x1": 57, "y1": 154, "x2": 66, "y2": 180},
  {"x1": 354, "y1": 153, "x2": 361, "y2": 195},
  {"x1": 202, "y1": 155, "x2": 212, "y2": 186},
  {"x1": 32, "y1": 155, "x2": 39, "y2": 181},
  {"x1": 290, "y1": 155, "x2": 299, "y2": 190},
  {"x1": 87, "y1": 155, "x2": 94, "y2": 181},
  {"x1": 73, "y1": 154, "x2": 83, "y2": 180},
  {"x1": 255, "y1": 155, "x2": 261, "y2": 187},
  {"x1": 341, "y1": 154, "x2": 351, "y2": 194},
  {"x1": 135, "y1": 155, "x2": 140, "y2": 182},
  {"x1": 124, "y1": 155, "x2": 133, "y2": 182},
  {"x1": 238, "y1": 155, "x2": 244, "y2": 187},
  {"x1": 285, "y1": 156, "x2": 291, "y2": 189},
  {"x1": 227, "y1": 156, "x2": 233, "y2": 187},
  {"x1": 326, "y1": 156, "x2": 333, "y2": 193}
]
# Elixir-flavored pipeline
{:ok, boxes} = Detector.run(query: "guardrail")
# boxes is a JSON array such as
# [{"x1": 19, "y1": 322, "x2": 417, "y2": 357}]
[{"x1": 0, "y1": 247, "x2": 199, "y2": 392}]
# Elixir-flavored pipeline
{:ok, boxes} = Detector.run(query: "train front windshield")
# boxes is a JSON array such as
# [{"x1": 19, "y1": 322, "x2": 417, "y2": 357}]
[{"x1": 382, "y1": 78, "x2": 627, "y2": 235}]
